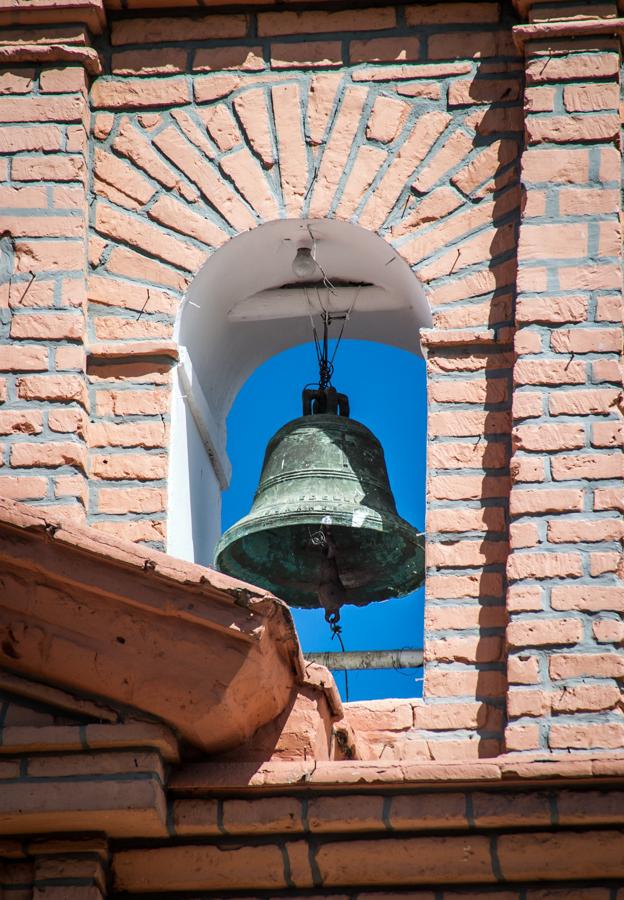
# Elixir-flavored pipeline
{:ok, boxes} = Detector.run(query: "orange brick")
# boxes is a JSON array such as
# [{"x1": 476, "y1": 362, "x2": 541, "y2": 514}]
[
  {"x1": 521, "y1": 147, "x2": 589, "y2": 184},
  {"x1": 271, "y1": 41, "x2": 342, "y2": 69},
  {"x1": 0, "y1": 345, "x2": 48, "y2": 372},
  {"x1": 0, "y1": 410, "x2": 43, "y2": 435},
  {"x1": 510, "y1": 488, "x2": 583, "y2": 515},
  {"x1": 526, "y1": 113, "x2": 618, "y2": 144},
  {"x1": 259, "y1": 8, "x2": 394, "y2": 36},
  {"x1": 90, "y1": 453, "x2": 167, "y2": 481},
  {"x1": 550, "y1": 389, "x2": 620, "y2": 416},
  {"x1": 514, "y1": 359, "x2": 586, "y2": 386},
  {"x1": 513, "y1": 423, "x2": 584, "y2": 452},
  {"x1": 10, "y1": 313, "x2": 83, "y2": 341},
  {"x1": 112, "y1": 15, "x2": 247, "y2": 45},
  {"x1": 428, "y1": 474, "x2": 509, "y2": 501},
  {"x1": 564, "y1": 83, "x2": 620, "y2": 112},
  {"x1": 0, "y1": 475, "x2": 47, "y2": 499},
  {"x1": 40, "y1": 67, "x2": 87, "y2": 94},
  {"x1": 17, "y1": 375, "x2": 87, "y2": 406},
  {"x1": 10, "y1": 441, "x2": 86, "y2": 471},
  {"x1": 507, "y1": 617, "x2": 582, "y2": 648},
  {"x1": 550, "y1": 653, "x2": 624, "y2": 679},
  {"x1": 551, "y1": 584, "x2": 624, "y2": 612},
  {"x1": 97, "y1": 487, "x2": 166, "y2": 514},
  {"x1": 91, "y1": 77, "x2": 190, "y2": 109},
  {"x1": 94, "y1": 388, "x2": 169, "y2": 418},
  {"x1": 526, "y1": 52, "x2": 619, "y2": 83},
  {"x1": 551, "y1": 453, "x2": 622, "y2": 481}
]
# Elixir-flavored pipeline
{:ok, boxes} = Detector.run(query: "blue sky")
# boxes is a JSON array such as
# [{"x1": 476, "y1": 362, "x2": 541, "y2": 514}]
[{"x1": 222, "y1": 338, "x2": 427, "y2": 701}]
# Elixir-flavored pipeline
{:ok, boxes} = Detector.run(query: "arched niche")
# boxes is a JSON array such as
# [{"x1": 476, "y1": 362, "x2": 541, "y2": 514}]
[{"x1": 168, "y1": 218, "x2": 431, "y2": 567}]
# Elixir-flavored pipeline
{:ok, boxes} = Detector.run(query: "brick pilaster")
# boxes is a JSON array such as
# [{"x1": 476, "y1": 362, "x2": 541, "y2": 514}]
[
  {"x1": 0, "y1": 45, "x2": 97, "y2": 523},
  {"x1": 507, "y1": 7, "x2": 624, "y2": 753}
]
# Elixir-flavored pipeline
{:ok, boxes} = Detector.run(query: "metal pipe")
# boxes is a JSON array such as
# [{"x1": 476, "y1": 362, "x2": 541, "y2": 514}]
[{"x1": 306, "y1": 649, "x2": 423, "y2": 671}]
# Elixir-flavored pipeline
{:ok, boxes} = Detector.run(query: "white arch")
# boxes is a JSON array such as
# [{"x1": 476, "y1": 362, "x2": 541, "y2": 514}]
[{"x1": 168, "y1": 218, "x2": 432, "y2": 566}]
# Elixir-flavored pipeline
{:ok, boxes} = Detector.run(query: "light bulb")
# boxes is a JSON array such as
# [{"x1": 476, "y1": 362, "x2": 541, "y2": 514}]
[{"x1": 292, "y1": 246, "x2": 317, "y2": 280}]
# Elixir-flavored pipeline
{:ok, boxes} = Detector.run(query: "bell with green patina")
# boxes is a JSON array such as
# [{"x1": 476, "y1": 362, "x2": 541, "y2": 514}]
[{"x1": 214, "y1": 387, "x2": 425, "y2": 621}]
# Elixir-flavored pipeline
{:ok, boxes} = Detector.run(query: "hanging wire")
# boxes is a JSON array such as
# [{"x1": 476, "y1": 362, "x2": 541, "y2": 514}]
[{"x1": 330, "y1": 617, "x2": 349, "y2": 703}]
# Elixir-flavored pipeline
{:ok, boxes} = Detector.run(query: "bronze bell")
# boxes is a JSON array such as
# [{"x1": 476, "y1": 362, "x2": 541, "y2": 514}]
[{"x1": 214, "y1": 386, "x2": 425, "y2": 622}]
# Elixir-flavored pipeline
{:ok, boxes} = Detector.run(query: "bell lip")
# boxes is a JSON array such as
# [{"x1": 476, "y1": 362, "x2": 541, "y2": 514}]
[{"x1": 214, "y1": 510, "x2": 425, "y2": 609}]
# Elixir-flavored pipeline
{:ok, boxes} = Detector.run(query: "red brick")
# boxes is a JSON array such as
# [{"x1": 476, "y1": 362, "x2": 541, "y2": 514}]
[
  {"x1": 549, "y1": 653, "x2": 624, "y2": 679},
  {"x1": 592, "y1": 359, "x2": 622, "y2": 384},
  {"x1": 507, "y1": 552, "x2": 582, "y2": 580},
  {"x1": 504, "y1": 723, "x2": 541, "y2": 752},
  {"x1": 449, "y1": 78, "x2": 520, "y2": 107},
  {"x1": 11, "y1": 441, "x2": 86, "y2": 471},
  {"x1": 93, "y1": 148, "x2": 155, "y2": 206},
  {"x1": 591, "y1": 420, "x2": 624, "y2": 447},
  {"x1": 95, "y1": 204, "x2": 205, "y2": 273},
  {"x1": 512, "y1": 423, "x2": 584, "y2": 452},
  {"x1": 271, "y1": 41, "x2": 342, "y2": 69},
  {"x1": 87, "y1": 275, "x2": 177, "y2": 316},
  {"x1": 507, "y1": 689, "x2": 550, "y2": 718},
  {"x1": 0, "y1": 410, "x2": 43, "y2": 435},
  {"x1": 39, "y1": 67, "x2": 87, "y2": 94},
  {"x1": 521, "y1": 147, "x2": 589, "y2": 184},
  {"x1": 0, "y1": 345, "x2": 48, "y2": 372},
  {"x1": 526, "y1": 113, "x2": 619, "y2": 144},
  {"x1": 0, "y1": 185, "x2": 48, "y2": 208},
  {"x1": 427, "y1": 540, "x2": 508, "y2": 568},
  {"x1": 55, "y1": 345, "x2": 85, "y2": 371},
  {"x1": 413, "y1": 130, "x2": 474, "y2": 194},
  {"x1": 509, "y1": 521, "x2": 540, "y2": 549},
  {"x1": 93, "y1": 317, "x2": 171, "y2": 341},
  {"x1": 547, "y1": 518, "x2": 623, "y2": 543},
  {"x1": 524, "y1": 86, "x2": 555, "y2": 113},
  {"x1": 425, "y1": 636, "x2": 503, "y2": 664},
  {"x1": 514, "y1": 359, "x2": 586, "y2": 386},
  {"x1": 519, "y1": 223, "x2": 588, "y2": 262},
  {"x1": 97, "y1": 487, "x2": 166, "y2": 514},
  {"x1": 507, "y1": 617, "x2": 582, "y2": 648},
  {"x1": 514, "y1": 329, "x2": 542, "y2": 355},
  {"x1": 92, "y1": 519, "x2": 164, "y2": 542},
  {"x1": 590, "y1": 551, "x2": 621, "y2": 575},
  {"x1": 507, "y1": 585, "x2": 543, "y2": 612},
  {"x1": 427, "y1": 572, "x2": 503, "y2": 600},
  {"x1": 549, "y1": 389, "x2": 619, "y2": 416},
  {"x1": 551, "y1": 453, "x2": 622, "y2": 481},
  {"x1": 549, "y1": 724, "x2": 624, "y2": 751},
  {"x1": 11, "y1": 154, "x2": 86, "y2": 181},
  {"x1": 13, "y1": 238, "x2": 84, "y2": 274},
  {"x1": 510, "y1": 456, "x2": 545, "y2": 483},
  {"x1": 112, "y1": 48, "x2": 187, "y2": 76},
  {"x1": 0, "y1": 96, "x2": 83, "y2": 123},
  {"x1": 552, "y1": 683, "x2": 620, "y2": 713},
  {"x1": 526, "y1": 52, "x2": 619, "y2": 83},
  {"x1": 112, "y1": 15, "x2": 247, "y2": 45},
  {"x1": 425, "y1": 668, "x2": 506, "y2": 698},
  {"x1": 429, "y1": 411, "x2": 510, "y2": 438},
  {"x1": 259, "y1": 8, "x2": 394, "y2": 36},
  {"x1": 10, "y1": 313, "x2": 83, "y2": 341},
  {"x1": 428, "y1": 30, "x2": 517, "y2": 60},
  {"x1": 510, "y1": 489, "x2": 583, "y2": 515},
  {"x1": 415, "y1": 701, "x2": 501, "y2": 731},
  {"x1": 551, "y1": 585, "x2": 624, "y2": 612},
  {"x1": 425, "y1": 604, "x2": 506, "y2": 631},
  {"x1": 91, "y1": 78, "x2": 190, "y2": 109},
  {"x1": 350, "y1": 36, "x2": 420, "y2": 64},
  {"x1": 17, "y1": 375, "x2": 87, "y2": 406},
  {"x1": 427, "y1": 440, "x2": 507, "y2": 469},
  {"x1": 0, "y1": 214, "x2": 83, "y2": 239},
  {"x1": 559, "y1": 187, "x2": 620, "y2": 217},
  {"x1": 366, "y1": 95, "x2": 409, "y2": 144},
  {"x1": 593, "y1": 618, "x2": 624, "y2": 643},
  {"x1": 54, "y1": 474, "x2": 87, "y2": 504},
  {"x1": 507, "y1": 653, "x2": 540, "y2": 684},
  {"x1": 0, "y1": 68, "x2": 34, "y2": 93},
  {"x1": 564, "y1": 83, "x2": 620, "y2": 112},
  {"x1": 596, "y1": 294, "x2": 622, "y2": 322},
  {"x1": 0, "y1": 475, "x2": 47, "y2": 499},
  {"x1": 48, "y1": 408, "x2": 85, "y2": 434},
  {"x1": 516, "y1": 295, "x2": 588, "y2": 325},
  {"x1": 95, "y1": 389, "x2": 169, "y2": 418},
  {"x1": 512, "y1": 392, "x2": 543, "y2": 420},
  {"x1": 90, "y1": 453, "x2": 167, "y2": 482},
  {"x1": 428, "y1": 475, "x2": 509, "y2": 501},
  {"x1": 594, "y1": 488, "x2": 624, "y2": 512},
  {"x1": 426, "y1": 507, "x2": 506, "y2": 534},
  {"x1": 87, "y1": 421, "x2": 166, "y2": 449},
  {"x1": 498, "y1": 829, "x2": 624, "y2": 880},
  {"x1": 551, "y1": 328, "x2": 621, "y2": 354}
]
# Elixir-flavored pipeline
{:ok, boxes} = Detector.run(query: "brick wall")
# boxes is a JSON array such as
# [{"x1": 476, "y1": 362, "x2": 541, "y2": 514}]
[{"x1": 0, "y1": 0, "x2": 622, "y2": 761}]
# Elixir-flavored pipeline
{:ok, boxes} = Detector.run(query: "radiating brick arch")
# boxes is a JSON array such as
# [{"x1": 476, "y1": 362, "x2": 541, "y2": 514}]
[
  {"x1": 89, "y1": 66, "x2": 521, "y2": 328},
  {"x1": 87, "y1": 58, "x2": 522, "y2": 559}
]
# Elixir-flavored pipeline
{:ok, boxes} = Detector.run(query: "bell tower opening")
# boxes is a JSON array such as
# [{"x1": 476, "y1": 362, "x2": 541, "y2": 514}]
[{"x1": 168, "y1": 218, "x2": 431, "y2": 697}]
